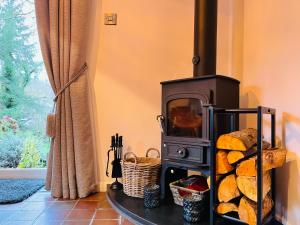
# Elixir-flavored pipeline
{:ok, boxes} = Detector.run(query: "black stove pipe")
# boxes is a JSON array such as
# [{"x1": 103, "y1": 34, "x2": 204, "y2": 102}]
[{"x1": 193, "y1": 0, "x2": 217, "y2": 77}]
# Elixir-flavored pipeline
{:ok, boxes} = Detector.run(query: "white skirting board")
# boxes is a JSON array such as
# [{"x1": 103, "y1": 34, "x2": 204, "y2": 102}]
[{"x1": 99, "y1": 181, "x2": 110, "y2": 192}]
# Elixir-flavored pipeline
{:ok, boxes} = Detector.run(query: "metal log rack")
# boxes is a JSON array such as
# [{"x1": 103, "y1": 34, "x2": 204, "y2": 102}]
[{"x1": 208, "y1": 106, "x2": 282, "y2": 225}]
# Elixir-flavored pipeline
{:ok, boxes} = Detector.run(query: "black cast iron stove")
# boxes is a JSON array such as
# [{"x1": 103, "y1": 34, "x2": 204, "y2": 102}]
[
  {"x1": 158, "y1": 0, "x2": 240, "y2": 199},
  {"x1": 159, "y1": 75, "x2": 239, "y2": 199}
]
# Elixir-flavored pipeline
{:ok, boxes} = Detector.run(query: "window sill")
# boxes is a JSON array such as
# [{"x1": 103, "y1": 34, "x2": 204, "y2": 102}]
[{"x1": 0, "y1": 168, "x2": 46, "y2": 179}]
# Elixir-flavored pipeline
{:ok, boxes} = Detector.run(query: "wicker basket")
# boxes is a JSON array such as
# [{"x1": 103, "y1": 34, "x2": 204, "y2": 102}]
[
  {"x1": 170, "y1": 176, "x2": 209, "y2": 206},
  {"x1": 122, "y1": 148, "x2": 161, "y2": 198}
]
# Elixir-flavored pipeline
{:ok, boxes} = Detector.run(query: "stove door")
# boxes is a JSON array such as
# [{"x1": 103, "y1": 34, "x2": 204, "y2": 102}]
[
  {"x1": 164, "y1": 91, "x2": 211, "y2": 139},
  {"x1": 167, "y1": 98, "x2": 202, "y2": 138}
]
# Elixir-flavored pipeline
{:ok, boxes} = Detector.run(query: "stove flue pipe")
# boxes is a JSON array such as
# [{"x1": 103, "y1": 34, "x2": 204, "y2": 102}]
[{"x1": 193, "y1": 0, "x2": 217, "y2": 77}]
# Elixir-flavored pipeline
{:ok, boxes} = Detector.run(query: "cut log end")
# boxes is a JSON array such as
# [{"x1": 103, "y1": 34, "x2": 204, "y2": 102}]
[
  {"x1": 216, "y1": 150, "x2": 234, "y2": 174},
  {"x1": 218, "y1": 174, "x2": 240, "y2": 203},
  {"x1": 236, "y1": 157, "x2": 257, "y2": 177},
  {"x1": 236, "y1": 173, "x2": 271, "y2": 202},
  {"x1": 263, "y1": 148, "x2": 287, "y2": 171},
  {"x1": 227, "y1": 151, "x2": 245, "y2": 164},
  {"x1": 238, "y1": 195, "x2": 273, "y2": 225},
  {"x1": 217, "y1": 202, "x2": 238, "y2": 214}
]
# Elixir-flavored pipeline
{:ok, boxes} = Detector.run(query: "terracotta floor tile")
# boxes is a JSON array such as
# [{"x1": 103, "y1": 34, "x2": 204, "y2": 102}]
[
  {"x1": 91, "y1": 220, "x2": 119, "y2": 225},
  {"x1": 36, "y1": 209, "x2": 71, "y2": 221},
  {"x1": 8, "y1": 210, "x2": 42, "y2": 221},
  {"x1": 48, "y1": 201, "x2": 77, "y2": 211},
  {"x1": 94, "y1": 209, "x2": 119, "y2": 220},
  {"x1": 1, "y1": 221, "x2": 34, "y2": 225},
  {"x1": 26, "y1": 192, "x2": 56, "y2": 202},
  {"x1": 22, "y1": 201, "x2": 54, "y2": 211},
  {"x1": 0, "y1": 190, "x2": 127, "y2": 225},
  {"x1": 0, "y1": 202, "x2": 25, "y2": 210},
  {"x1": 65, "y1": 209, "x2": 95, "y2": 220},
  {"x1": 99, "y1": 199, "x2": 112, "y2": 209},
  {"x1": 81, "y1": 192, "x2": 106, "y2": 201},
  {"x1": 56, "y1": 198, "x2": 78, "y2": 202},
  {"x1": 0, "y1": 210, "x2": 15, "y2": 222},
  {"x1": 74, "y1": 201, "x2": 101, "y2": 210},
  {"x1": 33, "y1": 218, "x2": 63, "y2": 225},
  {"x1": 62, "y1": 220, "x2": 91, "y2": 225},
  {"x1": 121, "y1": 217, "x2": 136, "y2": 225},
  {"x1": 39, "y1": 187, "x2": 49, "y2": 192}
]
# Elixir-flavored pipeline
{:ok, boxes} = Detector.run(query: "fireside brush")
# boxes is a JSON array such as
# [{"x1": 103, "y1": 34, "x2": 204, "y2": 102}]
[{"x1": 106, "y1": 133, "x2": 123, "y2": 190}]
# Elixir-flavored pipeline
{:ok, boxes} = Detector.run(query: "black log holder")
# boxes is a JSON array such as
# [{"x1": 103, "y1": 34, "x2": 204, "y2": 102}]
[
  {"x1": 208, "y1": 106, "x2": 281, "y2": 225},
  {"x1": 106, "y1": 133, "x2": 123, "y2": 191}
]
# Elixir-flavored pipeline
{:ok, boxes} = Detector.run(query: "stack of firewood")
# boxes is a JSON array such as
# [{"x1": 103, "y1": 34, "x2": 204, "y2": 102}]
[{"x1": 210, "y1": 128, "x2": 287, "y2": 225}]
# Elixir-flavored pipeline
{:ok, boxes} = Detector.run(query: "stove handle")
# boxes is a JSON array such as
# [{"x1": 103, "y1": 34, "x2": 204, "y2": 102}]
[
  {"x1": 156, "y1": 115, "x2": 166, "y2": 134},
  {"x1": 177, "y1": 146, "x2": 187, "y2": 158}
]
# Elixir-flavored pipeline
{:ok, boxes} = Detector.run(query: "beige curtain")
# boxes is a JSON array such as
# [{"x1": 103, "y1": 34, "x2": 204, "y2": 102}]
[{"x1": 35, "y1": 0, "x2": 96, "y2": 199}]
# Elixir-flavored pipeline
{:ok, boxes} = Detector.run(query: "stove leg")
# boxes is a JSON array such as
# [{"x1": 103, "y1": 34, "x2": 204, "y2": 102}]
[
  {"x1": 160, "y1": 164, "x2": 168, "y2": 200},
  {"x1": 160, "y1": 164, "x2": 188, "y2": 200}
]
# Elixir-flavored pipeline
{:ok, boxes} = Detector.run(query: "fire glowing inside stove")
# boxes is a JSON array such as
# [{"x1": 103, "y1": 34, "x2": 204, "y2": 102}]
[{"x1": 167, "y1": 98, "x2": 202, "y2": 138}]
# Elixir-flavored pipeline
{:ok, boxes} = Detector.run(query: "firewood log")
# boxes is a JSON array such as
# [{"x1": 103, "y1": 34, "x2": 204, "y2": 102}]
[
  {"x1": 216, "y1": 150, "x2": 234, "y2": 174},
  {"x1": 217, "y1": 202, "x2": 238, "y2": 214},
  {"x1": 218, "y1": 174, "x2": 240, "y2": 203},
  {"x1": 238, "y1": 195, "x2": 273, "y2": 225},
  {"x1": 236, "y1": 172, "x2": 271, "y2": 202},
  {"x1": 227, "y1": 141, "x2": 271, "y2": 164},
  {"x1": 236, "y1": 148, "x2": 287, "y2": 176},
  {"x1": 227, "y1": 150, "x2": 255, "y2": 165},
  {"x1": 216, "y1": 128, "x2": 257, "y2": 151},
  {"x1": 207, "y1": 175, "x2": 220, "y2": 188}
]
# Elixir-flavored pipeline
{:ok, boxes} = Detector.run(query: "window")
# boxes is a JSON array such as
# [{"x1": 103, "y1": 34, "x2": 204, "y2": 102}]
[{"x1": 0, "y1": 0, "x2": 53, "y2": 168}]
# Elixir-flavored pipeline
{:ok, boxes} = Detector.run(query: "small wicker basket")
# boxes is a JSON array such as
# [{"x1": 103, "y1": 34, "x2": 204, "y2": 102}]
[
  {"x1": 170, "y1": 176, "x2": 209, "y2": 206},
  {"x1": 122, "y1": 148, "x2": 161, "y2": 198}
]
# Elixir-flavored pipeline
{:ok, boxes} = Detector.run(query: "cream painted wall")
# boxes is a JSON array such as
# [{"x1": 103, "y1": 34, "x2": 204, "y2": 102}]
[
  {"x1": 88, "y1": 0, "x2": 299, "y2": 223},
  {"x1": 242, "y1": 1, "x2": 300, "y2": 224},
  {"x1": 89, "y1": 0, "x2": 238, "y2": 191},
  {"x1": 90, "y1": 0, "x2": 194, "y2": 190}
]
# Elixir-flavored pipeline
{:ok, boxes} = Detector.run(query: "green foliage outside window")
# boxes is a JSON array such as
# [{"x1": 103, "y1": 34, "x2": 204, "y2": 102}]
[
  {"x1": 18, "y1": 137, "x2": 41, "y2": 168},
  {"x1": 0, "y1": 0, "x2": 52, "y2": 168},
  {"x1": 0, "y1": 132, "x2": 24, "y2": 168}
]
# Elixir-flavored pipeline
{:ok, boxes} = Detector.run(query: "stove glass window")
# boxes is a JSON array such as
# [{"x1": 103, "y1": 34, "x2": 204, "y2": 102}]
[{"x1": 167, "y1": 98, "x2": 202, "y2": 138}]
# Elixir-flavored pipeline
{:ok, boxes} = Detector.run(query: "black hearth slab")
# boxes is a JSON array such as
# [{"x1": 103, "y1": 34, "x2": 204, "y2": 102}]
[
  {"x1": 106, "y1": 185, "x2": 236, "y2": 225},
  {"x1": 106, "y1": 185, "x2": 284, "y2": 225}
]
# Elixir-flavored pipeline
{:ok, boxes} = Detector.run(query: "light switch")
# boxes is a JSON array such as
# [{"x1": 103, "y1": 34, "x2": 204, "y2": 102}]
[{"x1": 104, "y1": 13, "x2": 117, "y2": 25}]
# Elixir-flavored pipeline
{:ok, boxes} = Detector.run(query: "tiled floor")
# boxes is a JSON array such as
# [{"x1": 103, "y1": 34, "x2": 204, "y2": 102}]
[{"x1": 0, "y1": 188, "x2": 135, "y2": 225}]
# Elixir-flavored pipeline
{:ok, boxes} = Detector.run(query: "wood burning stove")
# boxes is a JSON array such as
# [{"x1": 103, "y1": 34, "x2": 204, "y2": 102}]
[
  {"x1": 159, "y1": 75, "x2": 240, "y2": 199},
  {"x1": 158, "y1": 0, "x2": 242, "y2": 199},
  {"x1": 156, "y1": 0, "x2": 243, "y2": 200}
]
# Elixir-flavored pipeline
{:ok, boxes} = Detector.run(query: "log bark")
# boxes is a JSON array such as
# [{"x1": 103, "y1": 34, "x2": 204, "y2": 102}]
[
  {"x1": 217, "y1": 202, "x2": 238, "y2": 214},
  {"x1": 238, "y1": 195, "x2": 273, "y2": 225},
  {"x1": 216, "y1": 150, "x2": 234, "y2": 174},
  {"x1": 218, "y1": 174, "x2": 240, "y2": 203},
  {"x1": 216, "y1": 128, "x2": 257, "y2": 151},
  {"x1": 236, "y1": 172, "x2": 271, "y2": 202},
  {"x1": 227, "y1": 141, "x2": 270, "y2": 164},
  {"x1": 236, "y1": 148, "x2": 287, "y2": 176}
]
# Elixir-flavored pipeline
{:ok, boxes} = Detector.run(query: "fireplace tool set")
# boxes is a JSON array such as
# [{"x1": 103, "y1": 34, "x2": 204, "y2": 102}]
[{"x1": 106, "y1": 133, "x2": 123, "y2": 190}]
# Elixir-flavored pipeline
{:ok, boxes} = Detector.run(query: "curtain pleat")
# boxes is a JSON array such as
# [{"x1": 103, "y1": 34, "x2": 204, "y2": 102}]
[{"x1": 35, "y1": 0, "x2": 96, "y2": 199}]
